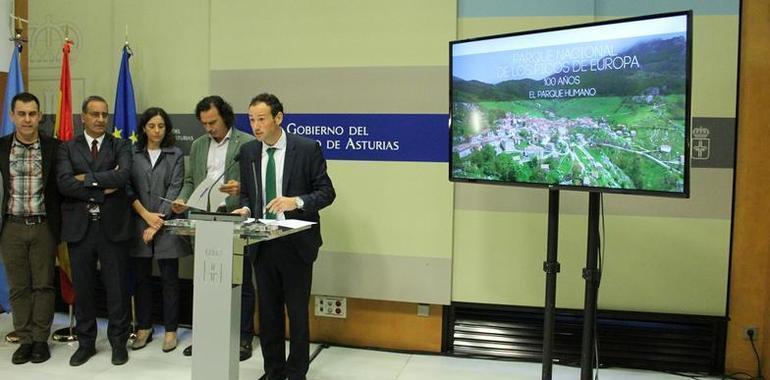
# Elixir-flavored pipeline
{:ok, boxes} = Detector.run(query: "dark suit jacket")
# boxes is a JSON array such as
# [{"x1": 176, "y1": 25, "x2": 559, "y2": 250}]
[
  {"x1": 57, "y1": 133, "x2": 133, "y2": 243},
  {"x1": 0, "y1": 133, "x2": 61, "y2": 242},
  {"x1": 239, "y1": 133, "x2": 335, "y2": 263}
]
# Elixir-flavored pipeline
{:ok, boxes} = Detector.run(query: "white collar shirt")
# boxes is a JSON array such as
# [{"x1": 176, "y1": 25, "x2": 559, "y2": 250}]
[
  {"x1": 84, "y1": 133, "x2": 105, "y2": 152},
  {"x1": 261, "y1": 129, "x2": 287, "y2": 220},
  {"x1": 206, "y1": 127, "x2": 232, "y2": 183}
]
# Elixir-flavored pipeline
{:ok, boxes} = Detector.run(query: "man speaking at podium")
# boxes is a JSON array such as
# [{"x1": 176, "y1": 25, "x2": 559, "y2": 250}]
[{"x1": 233, "y1": 93, "x2": 335, "y2": 380}]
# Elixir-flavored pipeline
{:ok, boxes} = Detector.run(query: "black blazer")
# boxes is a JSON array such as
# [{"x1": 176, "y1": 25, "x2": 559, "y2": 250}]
[
  {"x1": 239, "y1": 133, "x2": 335, "y2": 263},
  {"x1": 57, "y1": 133, "x2": 133, "y2": 243},
  {"x1": 0, "y1": 133, "x2": 61, "y2": 242}
]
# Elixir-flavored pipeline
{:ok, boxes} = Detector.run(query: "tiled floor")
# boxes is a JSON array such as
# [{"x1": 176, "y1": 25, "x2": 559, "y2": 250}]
[{"x1": 0, "y1": 312, "x2": 717, "y2": 379}]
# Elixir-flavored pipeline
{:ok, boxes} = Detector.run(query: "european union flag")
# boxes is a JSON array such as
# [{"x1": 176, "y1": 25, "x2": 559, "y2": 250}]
[
  {"x1": 113, "y1": 45, "x2": 137, "y2": 142},
  {"x1": 1, "y1": 43, "x2": 24, "y2": 137}
]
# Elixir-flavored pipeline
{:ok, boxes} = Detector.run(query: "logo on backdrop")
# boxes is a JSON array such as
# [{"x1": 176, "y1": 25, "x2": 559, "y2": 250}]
[{"x1": 691, "y1": 126, "x2": 710, "y2": 160}]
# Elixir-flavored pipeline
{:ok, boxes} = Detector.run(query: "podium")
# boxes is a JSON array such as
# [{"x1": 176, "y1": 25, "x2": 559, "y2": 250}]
[{"x1": 165, "y1": 216, "x2": 311, "y2": 380}]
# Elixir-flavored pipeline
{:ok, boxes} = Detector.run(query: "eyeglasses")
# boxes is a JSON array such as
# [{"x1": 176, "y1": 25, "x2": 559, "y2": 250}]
[{"x1": 87, "y1": 112, "x2": 109, "y2": 119}]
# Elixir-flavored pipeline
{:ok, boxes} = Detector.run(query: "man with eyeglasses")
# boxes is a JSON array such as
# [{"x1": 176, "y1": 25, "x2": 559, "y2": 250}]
[
  {"x1": 57, "y1": 95, "x2": 133, "y2": 366},
  {"x1": 0, "y1": 92, "x2": 61, "y2": 365}
]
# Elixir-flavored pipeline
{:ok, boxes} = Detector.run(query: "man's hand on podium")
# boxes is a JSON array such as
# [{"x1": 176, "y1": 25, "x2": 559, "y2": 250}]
[
  {"x1": 266, "y1": 196, "x2": 299, "y2": 215},
  {"x1": 231, "y1": 207, "x2": 250, "y2": 217}
]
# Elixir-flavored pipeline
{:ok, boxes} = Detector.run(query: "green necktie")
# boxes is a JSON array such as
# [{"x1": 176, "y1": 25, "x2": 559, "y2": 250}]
[{"x1": 265, "y1": 147, "x2": 277, "y2": 219}]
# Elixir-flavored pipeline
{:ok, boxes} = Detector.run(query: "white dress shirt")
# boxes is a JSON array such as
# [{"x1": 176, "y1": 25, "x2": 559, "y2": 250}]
[
  {"x1": 206, "y1": 128, "x2": 232, "y2": 210},
  {"x1": 261, "y1": 129, "x2": 287, "y2": 220},
  {"x1": 206, "y1": 128, "x2": 232, "y2": 183},
  {"x1": 84, "y1": 133, "x2": 105, "y2": 153}
]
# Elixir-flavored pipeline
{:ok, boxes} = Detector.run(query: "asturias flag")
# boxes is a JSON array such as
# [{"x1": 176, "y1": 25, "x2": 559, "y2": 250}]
[{"x1": 113, "y1": 45, "x2": 136, "y2": 142}]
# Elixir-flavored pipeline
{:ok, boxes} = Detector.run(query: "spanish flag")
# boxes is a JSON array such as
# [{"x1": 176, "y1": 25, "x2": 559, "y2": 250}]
[{"x1": 53, "y1": 39, "x2": 75, "y2": 305}]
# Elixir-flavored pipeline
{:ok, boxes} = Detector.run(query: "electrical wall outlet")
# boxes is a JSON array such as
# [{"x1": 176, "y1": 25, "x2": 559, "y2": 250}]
[
  {"x1": 744, "y1": 326, "x2": 758, "y2": 341},
  {"x1": 417, "y1": 303, "x2": 430, "y2": 317},
  {"x1": 314, "y1": 295, "x2": 347, "y2": 318}
]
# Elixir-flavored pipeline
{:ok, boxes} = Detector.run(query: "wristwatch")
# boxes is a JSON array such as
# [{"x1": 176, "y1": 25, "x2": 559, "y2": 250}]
[{"x1": 295, "y1": 196, "x2": 304, "y2": 209}]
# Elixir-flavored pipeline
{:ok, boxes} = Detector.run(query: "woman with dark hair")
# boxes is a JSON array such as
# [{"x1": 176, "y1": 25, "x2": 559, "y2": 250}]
[{"x1": 127, "y1": 107, "x2": 189, "y2": 352}]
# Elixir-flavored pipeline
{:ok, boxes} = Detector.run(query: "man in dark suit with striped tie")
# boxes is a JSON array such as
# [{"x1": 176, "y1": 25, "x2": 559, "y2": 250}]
[{"x1": 57, "y1": 96, "x2": 133, "y2": 366}]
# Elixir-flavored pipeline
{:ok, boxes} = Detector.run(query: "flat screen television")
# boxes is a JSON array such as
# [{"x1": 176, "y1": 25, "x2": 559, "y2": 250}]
[{"x1": 449, "y1": 11, "x2": 692, "y2": 197}]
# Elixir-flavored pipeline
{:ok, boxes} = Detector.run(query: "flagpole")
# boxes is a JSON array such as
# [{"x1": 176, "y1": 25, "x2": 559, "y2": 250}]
[
  {"x1": 51, "y1": 35, "x2": 78, "y2": 343},
  {"x1": 124, "y1": 24, "x2": 132, "y2": 55},
  {"x1": 2, "y1": 13, "x2": 27, "y2": 344},
  {"x1": 113, "y1": 30, "x2": 138, "y2": 339}
]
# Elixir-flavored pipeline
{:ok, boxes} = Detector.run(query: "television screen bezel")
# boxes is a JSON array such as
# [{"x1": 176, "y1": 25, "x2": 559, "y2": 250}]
[{"x1": 448, "y1": 10, "x2": 693, "y2": 198}]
